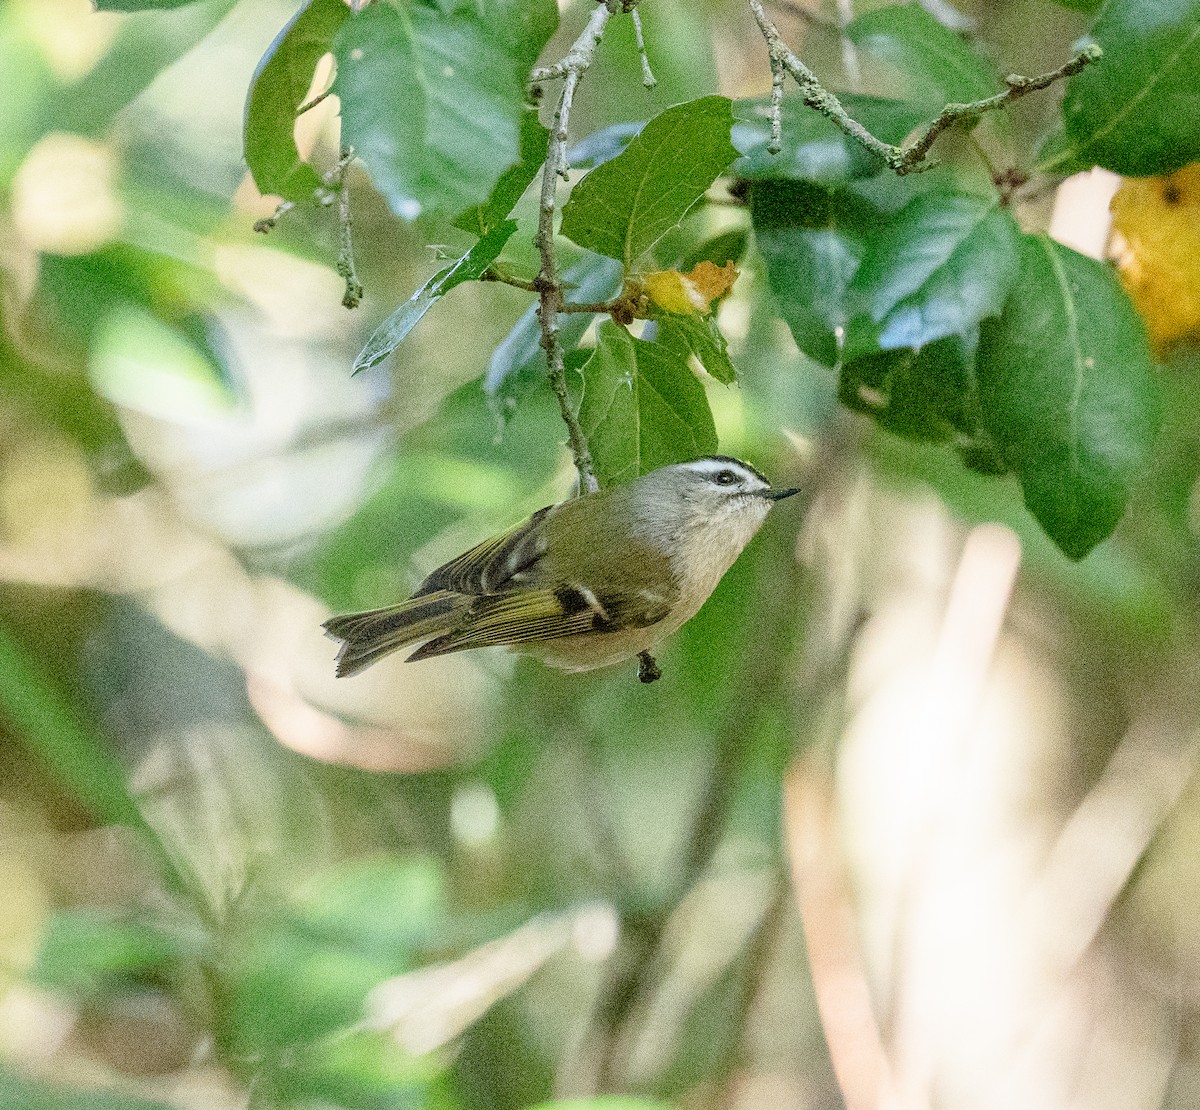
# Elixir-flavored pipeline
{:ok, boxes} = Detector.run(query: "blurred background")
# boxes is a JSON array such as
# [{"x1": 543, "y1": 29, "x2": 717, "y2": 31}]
[{"x1": 2, "y1": 0, "x2": 1200, "y2": 1107}]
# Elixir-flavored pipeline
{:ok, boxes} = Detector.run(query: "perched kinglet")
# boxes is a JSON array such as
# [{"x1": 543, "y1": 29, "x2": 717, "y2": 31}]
[{"x1": 323, "y1": 455, "x2": 799, "y2": 683}]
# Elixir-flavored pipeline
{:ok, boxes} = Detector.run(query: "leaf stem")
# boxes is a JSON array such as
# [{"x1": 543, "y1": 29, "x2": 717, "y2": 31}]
[
  {"x1": 630, "y1": 8, "x2": 657, "y2": 89},
  {"x1": 747, "y1": 0, "x2": 1101, "y2": 175},
  {"x1": 296, "y1": 87, "x2": 333, "y2": 116},
  {"x1": 534, "y1": 3, "x2": 613, "y2": 494}
]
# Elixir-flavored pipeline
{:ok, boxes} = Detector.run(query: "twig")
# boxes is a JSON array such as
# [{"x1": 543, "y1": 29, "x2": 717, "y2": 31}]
[
  {"x1": 332, "y1": 146, "x2": 363, "y2": 309},
  {"x1": 747, "y1": 0, "x2": 1102, "y2": 175},
  {"x1": 297, "y1": 88, "x2": 333, "y2": 116},
  {"x1": 480, "y1": 267, "x2": 539, "y2": 293},
  {"x1": 630, "y1": 8, "x2": 657, "y2": 88},
  {"x1": 534, "y1": 3, "x2": 613, "y2": 494},
  {"x1": 253, "y1": 199, "x2": 293, "y2": 234}
]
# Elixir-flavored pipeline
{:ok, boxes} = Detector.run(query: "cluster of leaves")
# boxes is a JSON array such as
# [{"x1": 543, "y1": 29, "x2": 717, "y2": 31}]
[{"x1": 234, "y1": 0, "x2": 1197, "y2": 557}]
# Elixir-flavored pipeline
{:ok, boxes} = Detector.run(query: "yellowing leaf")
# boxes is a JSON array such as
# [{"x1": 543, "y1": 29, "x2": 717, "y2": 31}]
[
  {"x1": 642, "y1": 260, "x2": 739, "y2": 317},
  {"x1": 1111, "y1": 163, "x2": 1200, "y2": 354}
]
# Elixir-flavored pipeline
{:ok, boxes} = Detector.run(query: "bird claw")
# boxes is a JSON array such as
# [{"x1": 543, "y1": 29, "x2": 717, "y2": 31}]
[{"x1": 637, "y1": 651, "x2": 662, "y2": 684}]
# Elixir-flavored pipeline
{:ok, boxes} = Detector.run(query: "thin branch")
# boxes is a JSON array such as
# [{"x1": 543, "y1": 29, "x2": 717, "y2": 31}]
[
  {"x1": 534, "y1": 3, "x2": 613, "y2": 494},
  {"x1": 331, "y1": 147, "x2": 363, "y2": 309},
  {"x1": 747, "y1": 0, "x2": 1102, "y2": 175},
  {"x1": 253, "y1": 199, "x2": 293, "y2": 234},
  {"x1": 630, "y1": 8, "x2": 657, "y2": 88},
  {"x1": 297, "y1": 87, "x2": 333, "y2": 116},
  {"x1": 480, "y1": 267, "x2": 539, "y2": 293}
]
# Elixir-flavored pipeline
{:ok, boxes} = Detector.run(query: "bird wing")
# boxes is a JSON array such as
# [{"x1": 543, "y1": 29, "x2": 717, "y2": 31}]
[
  {"x1": 414, "y1": 506, "x2": 554, "y2": 597},
  {"x1": 405, "y1": 581, "x2": 674, "y2": 662}
]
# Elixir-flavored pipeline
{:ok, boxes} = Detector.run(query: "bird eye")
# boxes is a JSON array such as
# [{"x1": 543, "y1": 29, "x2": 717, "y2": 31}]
[{"x1": 713, "y1": 470, "x2": 738, "y2": 486}]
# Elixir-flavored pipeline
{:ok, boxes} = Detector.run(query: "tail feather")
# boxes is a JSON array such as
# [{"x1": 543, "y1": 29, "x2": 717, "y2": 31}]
[{"x1": 322, "y1": 592, "x2": 464, "y2": 677}]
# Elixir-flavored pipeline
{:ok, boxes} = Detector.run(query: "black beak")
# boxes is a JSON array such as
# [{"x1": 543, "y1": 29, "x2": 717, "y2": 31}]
[{"x1": 766, "y1": 486, "x2": 800, "y2": 501}]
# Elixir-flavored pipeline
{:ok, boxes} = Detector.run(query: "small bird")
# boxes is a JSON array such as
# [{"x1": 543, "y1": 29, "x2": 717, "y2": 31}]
[{"x1": 322, "y1": 455, "x2": 799, "y2": 683}]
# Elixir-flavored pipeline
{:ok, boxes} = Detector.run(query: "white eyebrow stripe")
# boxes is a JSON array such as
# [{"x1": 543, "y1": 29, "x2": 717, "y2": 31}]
[{"x1": 684, "y1": 458, "x2": 768, "y2": 485}]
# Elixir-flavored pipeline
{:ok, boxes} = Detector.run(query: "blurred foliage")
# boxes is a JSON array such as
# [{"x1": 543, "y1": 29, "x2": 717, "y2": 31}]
[{"x1": 2, "y1": 1, "x2": 1200, "y2": 1110}]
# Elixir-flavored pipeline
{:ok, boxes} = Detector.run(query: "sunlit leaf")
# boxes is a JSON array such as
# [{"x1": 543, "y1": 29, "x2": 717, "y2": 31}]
[
  {"x1": 1061, "y1": 0, "x2": 1200, "y2": 176},
  {"x1": 976, "y1": 234, "x2": 1161, "y2": 558},
  {"x1": 577, "y1": 322, "x2": 718, "y2": 488},
  {"x1": 642, "y1": 260, "x2": 738, "y2": 316},
  {"x1": 560, "y1": 97, "x2": 738, "y2": 265},
  {"x1": 243, "y1": 0, "x2": 349, "y2": 202},
  {"x1": 353, "y1": 220, "x2": 518, "y2": 374},
  {"x1": 1110, "y1": 163, "x2": 1200, "y2": 353}
]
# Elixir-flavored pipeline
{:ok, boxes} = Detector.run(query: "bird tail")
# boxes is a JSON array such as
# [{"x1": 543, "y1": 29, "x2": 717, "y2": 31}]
[{"x1": 322, "y1": 592, "x2": 465, "y2": 677}]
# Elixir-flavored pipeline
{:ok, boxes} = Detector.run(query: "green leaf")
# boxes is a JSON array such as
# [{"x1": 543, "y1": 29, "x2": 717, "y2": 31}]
[
  {"x1": 33, "y1": 910, "x2": 189, "y2": 1002},
  {"x1": 733, "y1": 94, "x2": 925, "y2": 184},
  {"x1": 567, "y1": 122, "x2": 643, "y2": 170},
  {"x1": 679, "y1": 229, "x2": 748, "y2": 272},
  {"x1": 483, "y1": 0, "x2": 558, "y2": 73},
  {"x1": 484, "y1": 254, "x2": 623, "y2": 423},
  {"x1": 577, "y1": 322, "x2": 718, "y2": 488},
  {"x1": 749, "y1": 179, "x2": 885, "y2": 365},
  {"x1": 845, "y1": 3, "x2": 1000, "y2": 111},
  {"x1": 655, "y1": 313, "x2": 738, "y2": 384},
  {"x1": 243, "y1": 0, "x2": 349, "y2": 203},
  {"x1": 845, "y1": 191, "x2": 1020, "y2": 354},
  {"x1": 560, "y1": 97, "x2": 738, "y2": 265},
  {"x1": 453, "y1": 109, "x2": 548, "y2": 235},
  {"x1": 527, "y1": 1101, "x2": 672, "y2": 1110},
  {"x1": 1061, "y1": 0, "x2": 1200, "y2": 176},
  {"x1": 333, "y1": 1, "x2": 529, "y2": 219},
  {"x1": 353, "y1": 220, "x2": 518, "y2": 374},
  {"x1": 839, "y1": 332, "x2": 981, "y2": 443},
  {"x1": 976, "y1": 235, "x2": 1161, "y2": 558}
]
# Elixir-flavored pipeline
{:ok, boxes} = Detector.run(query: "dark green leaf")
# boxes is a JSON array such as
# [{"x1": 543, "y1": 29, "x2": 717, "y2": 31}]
[
  {"x1": 333, "y1": 1, "x2": 528, "y2": 219},
  {"x1": 845, "y1": 3, "x2": 1000, "y2": 111},
  {"x1": 560, "y1": 97, "x2": 738, "y2": 265},
  {"x1": 733, "y1": 94, "x2": 925, "y2": 184},
  {"x1": 484, "y1": 254, "x2": 623, "y2": 423},
  {"x1": 243, "y1": 0, "x2": 349, "y2": 202},
  {"x1": 353, "y1": 220, "x2": 518, "y2": 374},
  {"x1": 839, "y1": 332, "x2": 980, "y2": 443},
  {"x1": 453, "y1": 109, "x2": 548, "y2": 235},
  {"x1": 845, "y1": 191, "x2": 1019, "y2": 354},
  {"x1": 482, "y1": 0, "x2": 559, "y2": 73},
  {"x1": 679, "y1": 229, "x2": 748, "y2": 272},
  {"x1": 655, "y1": 313, "x2": 738, "y2": 384},
  {"x1": 977, "y1": 235, "x2": 1161, "y2": 558},
  {"x1": 750, "y1": 179, "x2": 885, "y2": 365},
  {"x1": 1061, "y1": 0, "x2": 1200, "y2": 176},
  {"x1": 577, "y1": 322, "x2": 718, "y2": 488}
]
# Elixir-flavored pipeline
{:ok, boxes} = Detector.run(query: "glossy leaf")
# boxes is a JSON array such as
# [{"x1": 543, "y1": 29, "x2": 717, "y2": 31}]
[
  {"x1": 976, "y1": 235, "x2": 1161, "y2": 558},
  {"x1": 577, "y1": 322, "x2": 718, "y2": 488},
  {"x1": 333, "y1": 1, "x2": 530, "y2": 219},
  {"x1": 484, "y1": 255, "x2": 623, "y2": 423},
  {"x1": 750, "y1": 179, "x2": 885, "y2": 365},
  {"x1": 655, "y1": 313, "x2": 738, "y2": 384},
  {"x1": 846, "y1": 3, "x2": 1000, "y2": 111},
  {"x1": 453, "y1": 109, "x2": 548, "y2": 235},
  {"x1": 1061, "y1": 0, "x2": 1200, "y2": 176},
  {"x1": 846, "y1": 191, "x2": 1020, "y2": 354},
  {"x1": 354, "y1": 221, "x2": 518, "y2": 374},
  {"x1": 560, "y1": 97, "x2": 738, "y2": 265},
  {"x1": 243, "y1": 0, "x2": 349, "y2": 202},
  {"x1": 733, "y1": 94, "x2": 925, "y2": 184}
]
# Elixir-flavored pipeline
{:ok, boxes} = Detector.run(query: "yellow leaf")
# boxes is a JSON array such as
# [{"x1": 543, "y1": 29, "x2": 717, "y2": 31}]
[
  {"x1": 1110, "y1": 163, "x2": 1200, "y2": 355},
  {"x1": 642, "y1": 260, "x2": 739, "y2": 317}
]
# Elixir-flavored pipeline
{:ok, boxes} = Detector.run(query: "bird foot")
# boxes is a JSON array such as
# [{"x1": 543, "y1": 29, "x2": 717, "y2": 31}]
[{"x1": 637, "y1": 651, "x2": 662, "y2": 684}]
